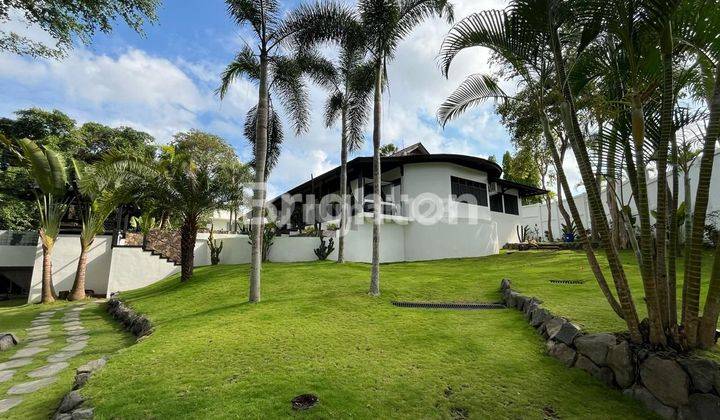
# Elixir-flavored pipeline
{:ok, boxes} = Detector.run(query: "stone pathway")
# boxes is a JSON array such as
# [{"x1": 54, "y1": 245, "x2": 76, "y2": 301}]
[{"x1": 0, "y1": 305, "x2": 90, "y2": 415}]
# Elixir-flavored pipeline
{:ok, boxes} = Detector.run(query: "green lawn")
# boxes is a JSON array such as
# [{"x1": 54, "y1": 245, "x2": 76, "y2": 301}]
[
  {"x1": 0, "y1": 301, "x2": 133, "y2": 419},
  {"x1": 3, "y1": 250, "x2": 716, "y2": 418}
]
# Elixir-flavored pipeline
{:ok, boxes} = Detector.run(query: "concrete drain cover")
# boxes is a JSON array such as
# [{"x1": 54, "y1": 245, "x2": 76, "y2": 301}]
[
  {"x1": 549, "y1": 279, "x2": 585, "y2": 285},
  {"x1": 291, "y1": 394, "x2": 318, "y2": 410},
  {"x1": 392, "y1": 301, "x2": 505, "y2": 310}
]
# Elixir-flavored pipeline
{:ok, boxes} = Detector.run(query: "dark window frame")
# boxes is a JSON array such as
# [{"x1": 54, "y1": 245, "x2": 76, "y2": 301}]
[
  {"x1": 450, "y1": 176, "x2": 488, "y2": 207},
  {"x1": 503, "y1": 193, "x2": 519, "y2": 215},
  {"x1": 489, "y1": 193, "x2": 504, "y2": 212}
]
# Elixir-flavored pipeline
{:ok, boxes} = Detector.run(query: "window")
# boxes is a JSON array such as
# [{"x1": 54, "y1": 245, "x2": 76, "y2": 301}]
[
  {"x1": 489, "y1": 194, "x2": 503, "y2": 212},
  {"x1": 451, "y1": 176, "x2": 488, "y2": 206},
  {"x1": 503, "y1": 193, "x2": 519, "y2": 215}
]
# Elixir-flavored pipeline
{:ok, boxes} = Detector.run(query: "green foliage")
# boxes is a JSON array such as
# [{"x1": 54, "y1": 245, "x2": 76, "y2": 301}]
[
  {"x1": 704, "y1": 211, "x2": 720, "y2": 248},
  {"x1": 379, "y1": 143, "x2": 398, "y2": 156},
  {"x1": 130, "y1": 211, "x2": 157, "y2": 236},
  {"x1": 0, "y1": 0, "x2": 159, "y2": 58},
  {"x1": 516, "y1": 225, "x2": 531, "y2": 243},
  {"x1": 207, "y1": 225, "x2": 224, "y2": 266},
  {"x1": 314, "y1": 236, "x2": 335, "y2": 260},
  {"x1": 248, "y1": 222, "x2": 277, "y2": 262}
]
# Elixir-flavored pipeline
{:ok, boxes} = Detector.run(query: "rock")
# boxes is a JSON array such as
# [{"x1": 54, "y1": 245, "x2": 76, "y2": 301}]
[
  {"x1": 678, "y1": 358, "x2": 718, "y2": 394},
  {"x1": 606, "y1": 341, "x2": 634, "y2": 389},
  {"x1": 546, "y1": 340, "x2": 576, "y2": 367},
  {"x1": 574, "y1": 333, "x2": 616, "y2": 366},
  {"x1": 640, "y1": 356, "x2": 690, "y2": 408},
  {"x1": 544, "y1": 317, "x2": 566, "y2": 340},
  {"x1": 677, "y1": 393, "x2": 720, "y2": 420},
  {"x1": 57, "y1": 390, "x2": 84, "y2": 413},
  {"x1": 530, "y1": 308, "x2": 551, "y2": 328},
  {"x1": 524, "y1": 302, "x2": 540, "y2": 320},
  {"x1": 554, "y1": 322, "x2": 582, "y2": 346},
  {"x1": 73, "y1": 373, "x2": 91, "y2": 390},
  {"x1": 575, "y1": 355, "x2": 615, "y2": 387},
  {"x1": 500, "y1": 279, "x2": 511, "y2": 290},
  {"x1": 624, "y1": 385, "x2": 676, "y2": 420},
  {"x1": 0, "y1": 333, "x2": 19, "y2": 351},
  {"x1": 0, "y1": 397, "x2": 24, "y2": 414},
  {"x1": 70, "y1": 408, "x2": 94, "y2": 419},
  {"x1": 515, "y1": 295, "x2": 529, "y2": 311},
  {"x1": 77, "y1": 358, "x2": 106, "y2": 374},
  {"x1": 291, "y1": 394, "x2": 318, "y2": 410},
  {"x1": 0, "y1": 370, "x2": 15, "y2": 383},
  {"x1": 506, "y1": 291, "x2": 519, "y2": 308}
]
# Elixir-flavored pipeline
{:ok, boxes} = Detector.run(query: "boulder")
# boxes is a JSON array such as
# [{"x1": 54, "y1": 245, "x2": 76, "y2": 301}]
[
  {"x1": 524, "y1": 301, "x2": 540, "y2": 320},
  {"x1": 544, "y1": 317, "x2": 566, "y2": 340},
  {"x1": 500, "y1": 279, "x2": 511, "y2": 291},
  {"x1": 624, "y1": 385, "x2": 676, "y2": 420},
  {"x1": 69, "y1": 408, "x2": 93, "y2": 419},
  {"x1": 678, "y1": 358, "x2": 718, "y2": 394},
  {"x1": 77, "y1": 358, "x2": 107, "y2": 375},
  {"x1": 530, "y1": 308, "x2": 552, "y2": 328},
  {"x1": 554, "y1": 322, "x2": 582, "y2": 346},
  {"x1": 606, "y1": 341, "x2": 635, "y2": 389},
  {"x1": 0, "y1": 333, "x2": 19, "y2": 351},
  {"x1": 640, "y1": 356, "x2": 690, "y2": 408},
  {"x1": 516, "y1": 295, "x2": 530, "y2": 311},
  {"x1": 56, "y1": 390, "x2": 84, "y2": 414},
  {"x1": 546, "y1": 340, "x2": 576, "y2": 367},
  {"x1": 73, "y1": 373, "x2": 91, "y2": 390},
  {"x1": 677, "y1": 393, "x2": 720, "y2": 420},
  {"x1": 574, "y1": 333, "x2": 616, "y2": 366},
  {"x1": 506, "y1": 291, "x2": 519, "y2": 308},
  {"x1": 575, "y1": 355, "x2": 615, "y2": 387}
]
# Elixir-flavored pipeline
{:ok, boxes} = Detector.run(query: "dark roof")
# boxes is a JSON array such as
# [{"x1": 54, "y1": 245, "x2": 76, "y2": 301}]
[
  {"x1": 390, "y1": 142, "x2": 429, "y2": 156},
  {"x1": 269, "y1": 153, "x2": 546, "y2": 206}
]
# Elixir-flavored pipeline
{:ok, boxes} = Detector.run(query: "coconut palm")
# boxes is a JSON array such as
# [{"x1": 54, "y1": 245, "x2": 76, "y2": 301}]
[
  {"x1": 358, "y1": 0, "x2": 454, "y2": 296},
  {"x1": 217, "y1": 0, "x2": 349, "y2": 302},
  {"x1": 11, "y1": 138, "x2": 68, "y2": 304}
]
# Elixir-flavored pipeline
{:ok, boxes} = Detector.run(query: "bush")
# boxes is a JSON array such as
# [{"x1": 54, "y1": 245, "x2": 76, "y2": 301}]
[
  {"x1": 314, "y1": 236, "x2": 335, "y2": 260},
  {"x1": 704, "y1": 211, "x2": 720, "y2": 248},
  {"x1": 207, "y1": 225, "x2": 223, "y2": 265}
]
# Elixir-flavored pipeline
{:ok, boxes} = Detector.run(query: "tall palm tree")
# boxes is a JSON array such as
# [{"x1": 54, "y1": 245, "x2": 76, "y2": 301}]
[
  {"x1": 321, "y1": 24, "x2": 374, "y2": 263},
  {"x1": 217, "y1": 0, "x2": 348, "y2": 302},
  {"x1": 358, "y1": 0, "x2": 454, "y2": 296},
  {"x1": 12, "y1": 138, "x2": 68, "y2": 304}
]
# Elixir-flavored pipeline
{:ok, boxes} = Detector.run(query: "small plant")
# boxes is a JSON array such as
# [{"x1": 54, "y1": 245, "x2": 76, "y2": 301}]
[
  {"x1": 248, "y1": 222, "x2": 276, "y2": 262},
  {"x1": 130, "y1": 211, "x2": 157, "y2": 236},
  {"x1": 704, "y1": 210, "x2": 720, "y2": 248},
  {"x1": 207, "y1": 224, "x2": 223, "y2": 265},
  {"x1": 314, "y1": 236, "x2": 335, "y2": 260},
  {"x1": 561, "y1": 221, "x2": 577, "y2": 243},
  {"x1": 516, "y1": 225, "x2": 531, "y2": 243}
]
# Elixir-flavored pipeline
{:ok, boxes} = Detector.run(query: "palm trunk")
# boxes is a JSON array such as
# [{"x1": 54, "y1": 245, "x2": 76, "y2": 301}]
[
  {"x1": 698, "y1": 242, "x2": 720, "y2": 348},
  {"x1": 542, "y1": 113, "x2": 624, "y2": 319},
  {"x1": 668, "y1": 136, "x2": 680, "y2": 340},
  {"x1": 338, "y1": 106, "x2": 348, "y2": 263},
  {"x1": 549, "y1": 27, "x2": 641, "y2": 342},
  {"x1": 180, "y1": 217, "x2": 197, "y2": 282},
  {"x1": 631, "y1": 94, "x2": 667, "y2": 345},
  {"x1": 69, "y1": 241, "x2": 90, "y2": 301},
  {"x1": 686, "y1": 62, "x2": 720, "y2": 346},
  {"x1": 249, "y1": 52, "x2": 270, "y2": 302},
  {"x1": 545, "y1": 193, "x2": 553, "y2": 242},
  {"x1": 41, "y1": 242, "x2": 55, "y2": 304},
  {"x1": 369, "y1": 59, "x2": 382, "y2": 297}
]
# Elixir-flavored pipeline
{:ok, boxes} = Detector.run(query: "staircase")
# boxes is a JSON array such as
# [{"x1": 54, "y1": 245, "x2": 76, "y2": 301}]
[{"x1": 124, "y1": 230, "x2": 181, "y2": 266}]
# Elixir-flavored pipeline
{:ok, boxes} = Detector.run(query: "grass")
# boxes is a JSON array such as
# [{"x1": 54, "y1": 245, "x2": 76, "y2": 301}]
[
  {"x1": 3, "y1": 249, "x2": 716, "y2": 418},
  {"x1": 80, "y1": 250, "x2": 697, "y2": 419},
  {"x1": 0, "y1": 300, "x2": 134, "y2": 419}
]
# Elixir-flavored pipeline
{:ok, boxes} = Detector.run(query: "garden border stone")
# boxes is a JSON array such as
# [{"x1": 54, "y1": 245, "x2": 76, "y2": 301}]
[{"x1": 499, "y1": 278, "x2": 720, "y2": 420}]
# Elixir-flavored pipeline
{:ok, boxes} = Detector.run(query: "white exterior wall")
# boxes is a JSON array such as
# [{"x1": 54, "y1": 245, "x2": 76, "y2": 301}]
[
  {"x1": 521, "y1": 150, "x2": 720, "y2": 236},
  {"x1": 105, "y1": 247, "x2": 180, "y2": 296},
  {"x1": 0, "y1": 246, "x2": 36, "y2": 267}
]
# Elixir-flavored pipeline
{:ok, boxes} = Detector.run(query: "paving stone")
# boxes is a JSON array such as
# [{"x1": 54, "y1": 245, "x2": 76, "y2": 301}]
[
  {"x1": 0, "y1": 370, "x2": 15, "y2": 383},
  {"x1": 68, "y1": 307, "x2": 85, "y2": 312},
  {"x1": 0, "y1": 358, "x2": 33, "y2": 370},
  {"x1": 27, "y1": 338, "x2": 54, "y2": 347},
  {"x1": 66, "y1": 335, "x2": 89, "y2": 343},
  {"x1": 10, "y1": 346, "x2": 48, "y2": 359},
  {"x1": 7, "y1": 377, "x2": 57, "y2": 394},
  {"x1": 47, "y1": 351, "x2": 81, "y2": 363},
  {"x1": 27, "y1": 333, "x2": 49, "y2": 341},
  {"x1": 65, "y1": 329, "x2": 88, "y2": 337},
  {"x1": 64, "y1": 325, "x2": 85, "y2": 332},
  {"x1": 62, "y1": 341, "x2": 87, "y2": 352},
  {"x1": 27, "y1": 325, "x2": 51, "y2": 333},
  {"x1": 27, "y1": 362, "x2": 68, "y2": 378},
  {"x1": 0, "y1": 397, "x2": 23, "y2": 414},
  {"x1": 30, "y1": 319, "x2": 50, "y2": 326},
  {"x1": 63, "y1": 321, "x2": 82, "y2": 328},
  {"x1": 39, "y1": 311, "x2": 57, "y2": 316}
]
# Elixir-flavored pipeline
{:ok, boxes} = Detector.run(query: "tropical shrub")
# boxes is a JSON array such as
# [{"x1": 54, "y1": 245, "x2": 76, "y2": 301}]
[
  {"x1": 314, "y1": 236, "x2": 335, "y2": 261},
  {"x1": 207, "y1": 224, "x2": 223, "y2": 266}
]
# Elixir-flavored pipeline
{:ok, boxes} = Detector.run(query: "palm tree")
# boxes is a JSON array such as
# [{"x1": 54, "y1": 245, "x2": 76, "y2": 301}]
[
  {"x1": 358, "y1": 0, "x2": 454, "y2": 296},
  {"x1": 320, "y1": 24, "x2": 374, "y2": 263},
  {"x1": 12, "y1": 138, "x2": 68, "y2": 304},
  {"x1": 68, "y1": 160, "x2": 126, "y2": 301},
  {"x1": 217, "y1": 0, "x2": 348, "y2": 302}
]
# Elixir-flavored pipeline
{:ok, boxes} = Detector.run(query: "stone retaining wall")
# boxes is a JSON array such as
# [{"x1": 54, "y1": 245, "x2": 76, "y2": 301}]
[
  {"x1": 106, "y1": 298, "x2": 153, "y2": 339},
  {"x1": 500, "y1": 279, "x2": 720, "y2": 419}
]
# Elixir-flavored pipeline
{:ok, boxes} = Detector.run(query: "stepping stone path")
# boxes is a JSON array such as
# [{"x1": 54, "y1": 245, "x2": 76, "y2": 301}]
[{"x1": 0, "y1": 305, "x2": 91, "y2": 415}]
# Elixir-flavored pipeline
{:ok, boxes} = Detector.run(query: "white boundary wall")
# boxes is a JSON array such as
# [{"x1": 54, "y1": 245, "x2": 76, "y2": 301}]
[{"x1": 521, "y1": 150, "x2": 720, "y2": 237}]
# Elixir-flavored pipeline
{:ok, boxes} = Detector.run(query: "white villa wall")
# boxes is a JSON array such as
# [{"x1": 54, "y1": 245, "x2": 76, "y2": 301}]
[
  {"x1": 0, "y1": 245, "x2": 36, "y2": 267},
  {"x1": 105, "y1": 247, "x2": 180, "y2": 296},
  {"x1": 521, "y1": 150, "x2": 720, "y2": 237},
  {"x1": 28, "y1": 235, "x2": 113, "y2": 303}
]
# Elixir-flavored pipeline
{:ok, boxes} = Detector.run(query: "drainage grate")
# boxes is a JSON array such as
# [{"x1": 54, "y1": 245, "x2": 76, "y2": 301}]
[
  {"x1": 391, "y1": 301, "x2": 506, "y2": 310},
  {"x1": 549, "y1": 279, "x2": 585, "y2": 285}
]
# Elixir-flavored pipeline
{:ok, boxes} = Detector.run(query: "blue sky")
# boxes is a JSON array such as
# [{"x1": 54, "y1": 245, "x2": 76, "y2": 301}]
[{"x1": 0, "y1": 0, "x2": 544, "y2": 197}]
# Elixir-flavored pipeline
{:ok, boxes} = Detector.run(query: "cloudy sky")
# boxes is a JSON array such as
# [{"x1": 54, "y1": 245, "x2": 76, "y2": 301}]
[{"x1": 1, "y1": 0, "x2": 580, "y2": 198}]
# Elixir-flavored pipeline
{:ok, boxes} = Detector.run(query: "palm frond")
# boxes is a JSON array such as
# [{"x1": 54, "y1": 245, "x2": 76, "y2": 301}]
[
  {"x1": 438, "y1": 74, "x2": 512, "y2": 127},
  {"x1": 273, "y1": 0, "x2": 355, "y2": 50},
  {"x1": 270, "y1": 55, "x2": 310, "y2": 135},
  {"x1": 217, "y1": 45, "x2": 260, "y2": 99},
  {"x1": 324, "y1": 91, "x2": 343, "y2": 128},
  {"x1": 243, "y1": 105, "x2": 284, "y2": 177}
]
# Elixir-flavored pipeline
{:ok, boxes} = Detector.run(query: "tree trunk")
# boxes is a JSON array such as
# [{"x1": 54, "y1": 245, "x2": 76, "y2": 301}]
[
  {"x1": 338, "y1": 105, "x2": 348, "y2": 263},
  {"x1": 668, "y1": 136, "x2": 680, "y2": 340},
  {"x1": 542, "y1": 113, "x2": 624, "y2": 319},
  {"x1": 369, "y1": 59, "x2": 382, "y2": 297},
  {"x1": 686, "y1": 62, "x2": 720, "y2": 346},
  {"x1": 41, "y1": 242, "x2": 55, "y2": 304},
  {"x1": 549, "y1": 27, "x2": 641, "y2": 342},
  {"x1": 249, "y1": 52, "x2": 270, "y2": 302},
  {"x1": 180, "y1": 217, "x2": 197, "y2": 282},
  {"x1": 698, "y1": 242, "x2": 720, "y2": 348},
  {"x1": 545, "y1": 193, "x2": 553, "y2": 242},
  {"x1": 68, "y1": 242, "x2": 90, "y2": 301}
]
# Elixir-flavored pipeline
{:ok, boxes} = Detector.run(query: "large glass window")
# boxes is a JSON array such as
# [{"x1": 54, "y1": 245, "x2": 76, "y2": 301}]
[
  {"x1": 489, "y1": 193, "x2": 503, "y2": 212},
  {"x1": 450, "y1": 176, "x2": 488, "y2": 206},
  {"x1": 503, "y1": 193, "x2": 519, "y2": 215}
]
